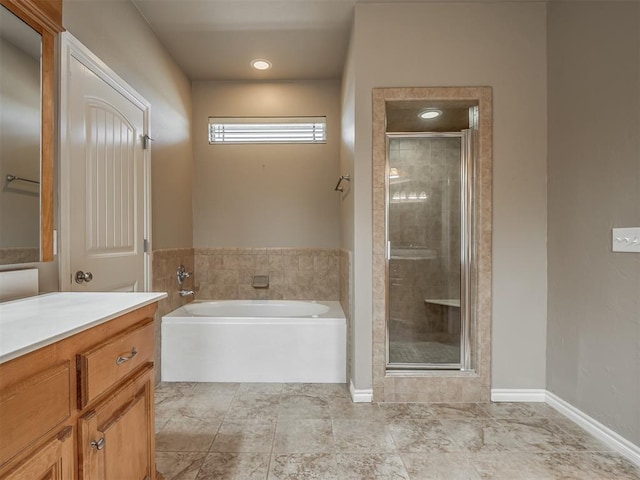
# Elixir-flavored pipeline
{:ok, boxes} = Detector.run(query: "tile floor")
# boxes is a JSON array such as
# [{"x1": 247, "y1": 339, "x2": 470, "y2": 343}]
[{"x1": 154, "y1": 383, "x2": 640, "y2": 479}]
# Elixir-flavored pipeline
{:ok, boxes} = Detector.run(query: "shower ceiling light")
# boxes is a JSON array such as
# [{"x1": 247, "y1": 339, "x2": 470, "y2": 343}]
[
  {"x1": 389, "y1": 167, "x2": 399, "y2": 179},
  {"x1": 418, "y1": 109, "x2": 442, "y2": 119},
  {"x1": 251, "y1": 59, "x2": 272, "y2": 70}
]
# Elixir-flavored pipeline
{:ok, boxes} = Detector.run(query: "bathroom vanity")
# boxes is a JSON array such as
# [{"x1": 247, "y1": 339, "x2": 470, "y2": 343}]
[{"x1": 0, "y1": 292, "x2": 166, "y2": 479}]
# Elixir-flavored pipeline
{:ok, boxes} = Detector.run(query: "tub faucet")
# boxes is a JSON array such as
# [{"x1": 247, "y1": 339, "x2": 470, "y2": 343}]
[
  {"x1": 179, "y1": 289, "x2": 194, "y2": 297},
  {"x1": 177, "y1": 265, "x2": 191, "y2": 285}
]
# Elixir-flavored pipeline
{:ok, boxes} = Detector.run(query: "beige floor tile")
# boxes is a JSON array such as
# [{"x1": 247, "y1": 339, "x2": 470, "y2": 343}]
[
  {"x1": 332, "y1": 419, "x2": 397, "y2": 453},
  {"x1": 156, "y1": 416, "x2": 220, "y2": 452},
  {"x1": 154, "y1": 384, "x2": 636, "y2": 479},
  {"x1": 195, "y1": 453, "x2": 270, "y2": 480},
  {"x1": 268, "y1": 453, "x2": 338, "y2": 479},
  {"x1": 478, "y1": 402, "x2": 561, "y2": 419},
  {"x1": 278, "y1": 394, "x2": 330, "y2": 419},
  {"x1": 335, "y1": 453, "x2": 410, "y2": 480},
  {"x1": 226, "y1": 394, "x2": 280, "y2": 421},
  {"x1": 469, "y1": 452, "x2": 556, "y2": 479},
  {"x1": 401, "y1": 452, "x2": 482, "y2": 480},
  {"x1": 536, "y1": 452, "x2": 640, "y2": 480},
  {"x1": 210, "y1": 420, "x2": 277, "y2": 453},
  {"x1": 273, "y1": 419, "x2": 334, "y2": 453},
  {"x1": 388, "y1": 418, "x2": 458, "y2": 453},
  {"x1": 155, "y1": 452, "x2": 207, "y2": 480},
  {"x1": 238, "y1": 383, "x2": 284, "y2": 395},
  {"x1": 498, "y1": 418, "x2": 595, "y2": 453},
  {"x1": 440, "y1": 418, "x2": 521, "y2": 453},
  {"x1": 281, "y1": 383, "x2": 350, "y2": 398},
  {"x1": 426, "y1": 403, "x2": 490, "y2": 419}
]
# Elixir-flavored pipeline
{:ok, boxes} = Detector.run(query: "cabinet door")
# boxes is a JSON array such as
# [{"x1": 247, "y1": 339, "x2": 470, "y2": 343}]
[
  {"x1": 2, "y1": 426, "x2": 74, "y2": 480},
  {"x1": 78, "y1": 364, "x2": 155, "y2": 480}
]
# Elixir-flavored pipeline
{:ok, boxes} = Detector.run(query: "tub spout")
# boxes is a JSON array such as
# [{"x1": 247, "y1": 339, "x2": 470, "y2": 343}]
[{"x1": 179, "y1": 289, "x2": 194, "y2": 297}]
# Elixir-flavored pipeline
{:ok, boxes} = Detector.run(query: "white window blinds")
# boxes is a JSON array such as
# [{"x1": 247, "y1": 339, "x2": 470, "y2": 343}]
[{"x1": 208, "y1": 116, "x2": 327, "y2": 144}]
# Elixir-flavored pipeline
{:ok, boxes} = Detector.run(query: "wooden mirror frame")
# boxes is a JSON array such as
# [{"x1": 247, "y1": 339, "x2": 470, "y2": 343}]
[{"x1": 0, "y1": 0, "x2": 63, "y2": 262}]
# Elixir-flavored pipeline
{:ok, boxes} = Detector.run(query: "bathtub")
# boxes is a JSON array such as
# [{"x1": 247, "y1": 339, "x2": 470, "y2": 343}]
[{"x1": 161, "y1": 300, "x2": 346, "y2": 383}]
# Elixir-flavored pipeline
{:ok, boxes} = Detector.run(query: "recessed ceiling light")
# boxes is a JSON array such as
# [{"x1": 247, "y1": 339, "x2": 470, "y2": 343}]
[
  {"x1": 418, "y1": 109, "x2": 442, "y2": 119},
  {"x1": 251, "y1": 59, "x2": 272, "y2": 70}
]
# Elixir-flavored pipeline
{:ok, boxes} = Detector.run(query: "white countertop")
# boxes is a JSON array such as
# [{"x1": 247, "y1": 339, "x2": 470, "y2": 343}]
[{"x1": 0, "y1": 292, "x2": 167, "y2": 364}]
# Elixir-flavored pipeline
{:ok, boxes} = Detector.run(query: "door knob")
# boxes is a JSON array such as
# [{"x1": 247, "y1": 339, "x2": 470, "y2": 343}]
[{"x1": 75, "y1": 270, "x2": 93, "y2": 284}]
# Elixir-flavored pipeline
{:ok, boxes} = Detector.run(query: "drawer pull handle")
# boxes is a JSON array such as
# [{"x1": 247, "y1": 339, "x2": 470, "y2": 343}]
[
  {"x1": 90, "y1": 437, "x2": 105, "y2": 450},
  {"x1": 116, "y1": 347, "x2": 138, "y2": 365}
]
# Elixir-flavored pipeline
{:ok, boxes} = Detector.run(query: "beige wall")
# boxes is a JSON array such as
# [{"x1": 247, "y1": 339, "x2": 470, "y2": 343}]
[
  {"x1": 64, "y1": 0, "x2": 193, "y2": 250},
  {"x1": 547, "y1": 1, "x2": 640, "y2": 445},
  {"x1": 348, "y1": 2, "x2": 548, "y2": 390},
  {"x1": 340, "y1": 26, "x2": 357, "y2": 387},
  {"x1": 192, "y1": 80, "x2": 341, "y2": 248}
]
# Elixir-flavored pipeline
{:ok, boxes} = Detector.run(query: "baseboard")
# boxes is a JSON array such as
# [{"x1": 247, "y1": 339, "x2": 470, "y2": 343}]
[
  {"x1": 491, "y1": 388, "x2": 547, "y2": 402},
  {"x1": 349, "y1": 379, "x2": 373, "y2": 403},
  {"x1": 490, "y1": 388, "x2": 640, "y2": 467},
  {"x1": 545, "y1": 391, "x2": 640, "y2": 466}
]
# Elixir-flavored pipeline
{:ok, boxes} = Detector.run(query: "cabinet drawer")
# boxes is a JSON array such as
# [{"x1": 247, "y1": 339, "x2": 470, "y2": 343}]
[
  {"x1": 78, "y1": 318, "x2": 154, "y2": 408},
  {"x1": 0, "y1": 362, "x2": 71, "y2": 467}
]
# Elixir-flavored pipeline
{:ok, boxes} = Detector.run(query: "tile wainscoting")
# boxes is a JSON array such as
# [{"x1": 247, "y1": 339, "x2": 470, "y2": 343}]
[{"x1": 193, "y1": 248, "x2": 340, "y2": 301}]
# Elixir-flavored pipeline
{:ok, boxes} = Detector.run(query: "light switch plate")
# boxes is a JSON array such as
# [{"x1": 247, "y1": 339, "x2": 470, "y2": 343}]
[{"x1": 612, "y1": 227, "x2": 640, "y2": 253}]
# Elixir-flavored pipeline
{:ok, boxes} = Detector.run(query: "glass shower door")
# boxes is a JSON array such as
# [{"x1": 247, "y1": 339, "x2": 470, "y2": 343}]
[{"x1": 386, "y1": 132, "x2": 473, "y2": 370}]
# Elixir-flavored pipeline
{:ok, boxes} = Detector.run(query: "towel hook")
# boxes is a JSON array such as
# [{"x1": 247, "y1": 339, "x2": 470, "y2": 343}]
[{"x1": 334, "y1": 175, "x2": 350, "y2": 192}]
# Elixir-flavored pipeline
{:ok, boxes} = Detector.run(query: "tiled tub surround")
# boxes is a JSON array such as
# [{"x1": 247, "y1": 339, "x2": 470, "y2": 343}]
[
  {"x1": 194, "y1": 248, "x2": 340, "y2": 301},
  {"x1": 152, "y1": 247, "x2": 195, "y2": 382},
  {"x1": 372, "y1": 87, "x2": 493, "y2": 403},
  {"x1": 154, "y1": 382, "x2": 640, "y2": 480},
  {"x1": 0, "y1": 247, "x2": 39, "y2": 265}
]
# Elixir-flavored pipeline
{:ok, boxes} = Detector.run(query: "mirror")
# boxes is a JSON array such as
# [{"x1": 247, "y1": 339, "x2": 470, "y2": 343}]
[
  {"x1": 0, "y1": 5, "x2": 41, "y2": 264},
  {"x1": 0, "y1": 2, "x2": 53, "y2": 265}
]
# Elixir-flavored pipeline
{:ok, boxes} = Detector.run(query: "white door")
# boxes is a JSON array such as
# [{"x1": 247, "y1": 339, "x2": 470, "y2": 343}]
[{"x1": 60, "y1": 34, "x2": 150, "y2": 292}]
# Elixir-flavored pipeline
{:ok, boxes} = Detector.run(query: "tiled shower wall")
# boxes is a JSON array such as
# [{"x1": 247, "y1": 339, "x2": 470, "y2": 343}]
[
  {"x1": 152, "y1": 247, "x2": 195, "y2": 383},
  {"x1": 388, "y1": 137, "x2": 461, "y2": 343},
  {"x1": 194, "y1": 248, "x2": 340, "y2": 301}
]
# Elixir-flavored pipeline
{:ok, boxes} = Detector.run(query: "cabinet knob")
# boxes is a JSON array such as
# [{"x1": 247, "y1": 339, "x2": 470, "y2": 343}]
[{"x1": 90, "y1": 437, "x2": 105, "y2": 450}]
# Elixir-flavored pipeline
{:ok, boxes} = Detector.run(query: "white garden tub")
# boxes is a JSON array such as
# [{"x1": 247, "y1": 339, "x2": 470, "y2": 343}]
[{"x1": 161, "y1": 300, "x2": 346, "y2": 383}]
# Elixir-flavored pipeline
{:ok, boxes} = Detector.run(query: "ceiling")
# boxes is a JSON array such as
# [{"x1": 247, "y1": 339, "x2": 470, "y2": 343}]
[
  {"x1": 129, "y1": 0, "x2": 537, "y2": 81},
  {"x1": 131, "y1": 0, "x2": 360, "y2": 81},
  {"x1": 126, "y1": 0, "x2": 553, "y2": 82}
]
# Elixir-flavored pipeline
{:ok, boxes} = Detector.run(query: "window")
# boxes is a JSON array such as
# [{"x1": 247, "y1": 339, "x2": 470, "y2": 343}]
[{"x1": 208, "y1": 116, "x2": 327, "y2": 144}]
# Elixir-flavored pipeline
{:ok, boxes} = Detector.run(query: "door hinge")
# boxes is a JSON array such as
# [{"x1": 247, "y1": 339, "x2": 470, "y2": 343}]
[
  {"x1": 143, "y1": 134, "x2": 153, "y2": 150},
  {"x1": 143, "y1": 238, "x2": 149, "y2": 253}
]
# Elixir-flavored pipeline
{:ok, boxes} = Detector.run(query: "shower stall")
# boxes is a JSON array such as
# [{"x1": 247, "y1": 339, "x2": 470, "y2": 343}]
[{"x1": 386, "y1": 130, "x2": 476, "y2": 370}]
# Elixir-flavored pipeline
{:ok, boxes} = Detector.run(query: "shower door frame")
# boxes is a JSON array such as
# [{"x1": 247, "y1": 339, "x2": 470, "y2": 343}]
[{"x1": 385, "y1": 131, "x2": 476, "y2": 372}]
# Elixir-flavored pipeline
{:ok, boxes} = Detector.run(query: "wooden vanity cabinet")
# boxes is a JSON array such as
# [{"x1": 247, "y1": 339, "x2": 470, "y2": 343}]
[{"x1": 0, "y1": 303, "x2": 162, "y2": 480}]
